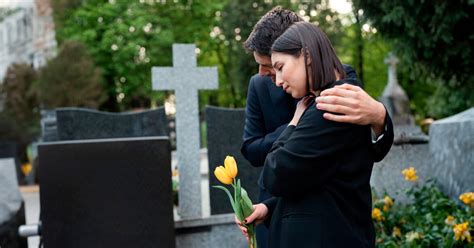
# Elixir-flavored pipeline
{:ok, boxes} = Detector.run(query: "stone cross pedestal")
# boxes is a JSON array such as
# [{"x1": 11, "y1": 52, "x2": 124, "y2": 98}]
[
  {"x1": 152, "y1": 44, "x2": 218, "y2": 220},
  {"x1": 380, "y1": 53, "x2": 413, "y2": 125}
]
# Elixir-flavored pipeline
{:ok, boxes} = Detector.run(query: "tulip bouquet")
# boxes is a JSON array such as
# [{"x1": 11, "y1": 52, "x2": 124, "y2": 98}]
[{"x1": 213, "y1": 156, "x2": 257, "y2": 248}]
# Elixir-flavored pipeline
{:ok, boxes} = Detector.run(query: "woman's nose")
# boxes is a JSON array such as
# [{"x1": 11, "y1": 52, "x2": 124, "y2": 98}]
[
  {"x1": 275, "y1": 79, "x2": 284, "y2": 87},
  {"x1": 275, "y1": 74, "x2": 284, "y2": 87}
]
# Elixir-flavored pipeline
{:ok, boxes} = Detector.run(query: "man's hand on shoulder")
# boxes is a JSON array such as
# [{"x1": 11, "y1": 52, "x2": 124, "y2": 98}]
[{"x1": 316, "y1": 83, "x2": 386, "y2": 137}]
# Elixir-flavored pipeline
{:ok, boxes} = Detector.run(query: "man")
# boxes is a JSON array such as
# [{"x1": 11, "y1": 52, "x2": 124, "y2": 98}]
[{"x1": 239, "y1": 7, "x2": 394, "y2": 248}]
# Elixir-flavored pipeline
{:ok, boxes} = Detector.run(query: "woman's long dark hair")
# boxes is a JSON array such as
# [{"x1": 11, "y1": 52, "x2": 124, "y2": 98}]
[{"x1": 271, "y1": 22, "x2": 345, "y2": 92}]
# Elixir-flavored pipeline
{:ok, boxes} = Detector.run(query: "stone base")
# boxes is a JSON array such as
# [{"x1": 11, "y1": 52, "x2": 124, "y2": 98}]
[
  {"x1": 371, "y1": 142, "x2": 431, "y2": 203},
  {"x1": 0, "y1": 202, "x2": 28, "y2": 248},
  {"x1": 175, "y1": 214, "x2": 247, "y2": 248}
]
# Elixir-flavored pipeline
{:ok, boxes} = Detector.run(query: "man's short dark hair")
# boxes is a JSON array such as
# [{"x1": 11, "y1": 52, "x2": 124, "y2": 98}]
[{"x1": 243, "y1": 6, "x2": 303, "y2": 56}]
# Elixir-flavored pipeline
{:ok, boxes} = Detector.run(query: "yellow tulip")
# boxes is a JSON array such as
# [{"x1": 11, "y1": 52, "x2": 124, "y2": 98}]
[
  {"x1": 214, "y1": 166, "x2": 233, "y2": 185},
  {"x1": 224, "y1": 156, "x2": 238, "y2": 179}
]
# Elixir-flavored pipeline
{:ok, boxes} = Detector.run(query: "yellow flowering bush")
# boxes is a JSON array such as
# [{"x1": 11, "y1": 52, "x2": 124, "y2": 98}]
[
  {"x1": 460, "y1": 192, "x2": 474, "y2": 207},
  {"x1": 383, "y1": 196, "x2": 394, "y2": 212},
  {"x1": 373, "y1": 167, "x2": 473, "y2": 247},
  {"x1": 445, "y1": 215, "x2": 456, "y2": 226},
  {"x1": 453, "y1": 222, "x2": 472, "y2": 243},
  {"x1": 372, "y1": 208, "x2": 384, "y2": 221}
]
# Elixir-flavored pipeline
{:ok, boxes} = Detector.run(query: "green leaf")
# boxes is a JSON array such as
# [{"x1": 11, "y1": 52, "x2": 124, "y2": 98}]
[
  {"x1": 212, "y1": 185, "x2": 240, "y2": 219},
  {"x1": 234, "y1": 179, "x2": 243, "y2": 221},
  {"x1": 240, "y1": 187, "x2": 254, "y2": 218}
]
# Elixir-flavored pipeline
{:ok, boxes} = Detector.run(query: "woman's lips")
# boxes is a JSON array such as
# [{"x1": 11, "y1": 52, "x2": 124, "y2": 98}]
[{"x1": 283, "y1": 85, "x2": 289, "y2": 92}]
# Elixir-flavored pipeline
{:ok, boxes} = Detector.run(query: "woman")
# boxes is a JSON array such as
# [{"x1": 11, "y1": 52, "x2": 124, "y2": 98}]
[{"x1": 239, "y1": 22, "x2": 375, "y2": 248}]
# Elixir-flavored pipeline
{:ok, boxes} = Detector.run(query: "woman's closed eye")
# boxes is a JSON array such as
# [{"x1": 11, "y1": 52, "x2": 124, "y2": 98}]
[
  {"x1": 275, "y1": 64, "x2": 283, "y2": 71},
  {"x1": 272, "y1": 61, "x2": 283, "y2": 71}
]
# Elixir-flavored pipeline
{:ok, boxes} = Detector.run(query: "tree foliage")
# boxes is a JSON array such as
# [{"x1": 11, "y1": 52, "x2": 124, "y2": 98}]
[
  {"x1": 54, "y1": 0, "x2": 223, "y2": 111},
  {"x1": 51, "y1": 0, "x2": 353, "y2": 110},
  {"x1": 0, "y1": 63, "x2": 40, "y2": 161},
  {"x1": 35, "y1": 40, "x2": 105, "y2": 109},
  {"x1": 353, "y1": 0, "x2": 474, "y2": 118}
]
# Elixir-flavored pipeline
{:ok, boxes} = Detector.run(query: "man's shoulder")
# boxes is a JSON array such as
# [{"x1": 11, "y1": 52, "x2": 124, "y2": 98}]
[
  {"x1": 248, "y1": 74, "x2": 274, "y2": 94},
  {"x1": 250, "y1": 74, "x2": 273, "y2": 85}
]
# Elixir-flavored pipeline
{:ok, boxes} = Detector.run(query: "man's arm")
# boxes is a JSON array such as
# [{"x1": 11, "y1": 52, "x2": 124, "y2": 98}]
[
  {"x1": 241, "y1": 76, "x2": 287, "y2": 167},
  {"x1": 262, "y1": 102, "x2": 363, "y2": 198},
  {"x1": 316, "y1": 83, "x2": 394, "y2": 162}
]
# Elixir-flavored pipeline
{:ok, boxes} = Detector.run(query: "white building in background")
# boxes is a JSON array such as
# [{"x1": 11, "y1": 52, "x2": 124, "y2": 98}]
[
  {"x1": 0, "y1": 0, "x2": 57, "y2": 82},
  {"x1": 0, "y1": 0, "x2": 57, "y2": 111}
]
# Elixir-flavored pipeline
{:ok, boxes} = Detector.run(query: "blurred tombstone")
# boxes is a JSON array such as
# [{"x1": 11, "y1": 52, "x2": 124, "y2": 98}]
[
  {"x1": 205, "y1": 106, "x2": 261, "y2": 215},
  {"x1": 372, "y1": 53, "x2": 431, "y2": 201},
  {"x1": 38, "y1": 137, "x2": 175, "y2": 248},
  {"x1": 55, "y1": 107, "x2": 168, "y2": 140},
  {"x1": 0, "y1": 158, "x2": 27, "y2": 248},
  {"x1": 429, "y1": 108, "x2": 474, "y2": 200},
  {"x1": 40, "y1": 110, "x2": 58, "y2": 142},
  {"x1": 380, "y1": 53, "x2": 414, "y2": 126}
]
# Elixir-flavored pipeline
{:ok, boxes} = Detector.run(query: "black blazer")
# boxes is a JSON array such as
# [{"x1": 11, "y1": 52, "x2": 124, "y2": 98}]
[{"x1": 262, "y1": 79, "x2": 375, "y2": 248}]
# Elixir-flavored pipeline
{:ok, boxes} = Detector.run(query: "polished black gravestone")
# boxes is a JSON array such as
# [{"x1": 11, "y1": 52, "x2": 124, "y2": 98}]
[
  {"x1": 206, "y1": 106, "x2": 262, "y2": 215},
  {"x1": 55, "y1": 107, "x2": 168, "y2": 141},
  {"x1": 38, "y1": 137, "x2": 175, "y2": 248}
]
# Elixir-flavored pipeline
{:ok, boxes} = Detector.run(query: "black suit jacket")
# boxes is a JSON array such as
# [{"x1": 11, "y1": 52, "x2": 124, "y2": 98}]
[{"x1": 262, "y1": 79, "x2": 375, "y2": 248}]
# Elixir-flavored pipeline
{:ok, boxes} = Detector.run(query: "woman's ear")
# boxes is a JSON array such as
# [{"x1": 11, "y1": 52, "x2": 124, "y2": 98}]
[{"x1": 303, "y1": 48, "x2": 312, "y2": 65}]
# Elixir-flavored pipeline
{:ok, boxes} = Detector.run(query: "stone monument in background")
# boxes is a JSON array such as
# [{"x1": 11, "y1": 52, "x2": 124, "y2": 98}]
[
  {"x1": 371, "y1": 52, "x2": 430, "y2": 201},
  {"x1": 380, "y1": 53, "x2": 414, "y2": 126},
  {"x1": 152, "y1": 44, "x2": 218, "y2": 220},
  {"x1": 430, "y1": 108, "x2": 474, "y2": 199},
  {"x1": 152, "y1": 44, "x2": 246, "y2": 247}
]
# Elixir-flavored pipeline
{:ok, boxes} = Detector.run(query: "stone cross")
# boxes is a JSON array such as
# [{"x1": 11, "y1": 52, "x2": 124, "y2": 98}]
[
  {"x1": 384, "y1": 52, "x2": 399, "y2": 89},
  {"x1": 152, "y1": 44, "x2": 218, "y2": 219},
  {"x1": 381, "y1": 52, "x2": 413, "y2": 125}
]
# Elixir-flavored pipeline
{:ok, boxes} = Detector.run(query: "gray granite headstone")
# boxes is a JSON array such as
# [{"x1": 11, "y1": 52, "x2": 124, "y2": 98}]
[
  {"x1": 152, "y1": 44, "x2": 218, "y2": 220},
  {"x1": 205, "y1": 106, "x2": 261, "y2": 214},
  {"x1": 38, "y1": 137, "x2": 175, "y2": 248},
  {"x1": 379, "y1": 53, "x2": 414, "y2": 125},
  {"x1": 0, "y1": 158, "x2": 22, "y2": 224},
  {"x1": 55, "y1": 107, "x2": 168, "y2": 140},
  {"x1": 429, "y1": 108, "x2": 474, "y2": 199},
  {"x1": 0, "y1": 158, "x2": 27, "y2": 248},
  {"x1": 40, "y1": 109, "x2": 58, "y2": 142}
]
